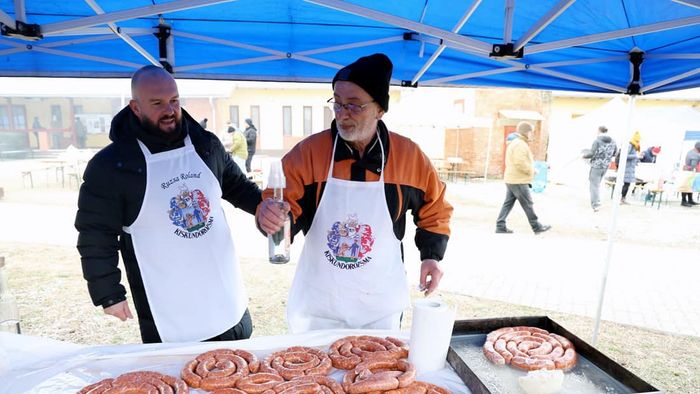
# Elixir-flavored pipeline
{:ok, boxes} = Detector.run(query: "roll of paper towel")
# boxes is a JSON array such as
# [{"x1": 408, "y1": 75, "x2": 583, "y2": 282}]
[{"x1": 408, "y1": 298, "x2": 456, "y2": 373}]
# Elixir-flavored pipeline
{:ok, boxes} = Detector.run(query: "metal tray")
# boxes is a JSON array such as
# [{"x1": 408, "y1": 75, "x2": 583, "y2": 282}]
[{"x1": 447, "y1": 316, "x2": 661, "y2": 394}]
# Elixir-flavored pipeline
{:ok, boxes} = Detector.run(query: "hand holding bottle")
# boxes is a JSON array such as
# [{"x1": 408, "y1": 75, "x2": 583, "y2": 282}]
[
  {"x1": 257, "y1": 198, "x2": 290, "y2": 235},
  {"x1": 263, "y1": 160, "x2": 291, "y2": 264}
]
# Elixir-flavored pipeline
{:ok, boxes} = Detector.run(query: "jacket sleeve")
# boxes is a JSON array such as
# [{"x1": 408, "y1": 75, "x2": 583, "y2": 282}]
[
  {"x1": 513, "y1": 143, "x2": 535, "y2": 177},
  {"x1": 411, "y1": 153, "x2": 452, "y2": 261},
  {"x1": 583, "y1": 140, "x2": 600, "y2": 159},
  {"x1": 75, "y1": 156, "x2": 127, "y2": 308},
  {"x1": 216, "y1": 136, "x2": 261, "y2": 214}
]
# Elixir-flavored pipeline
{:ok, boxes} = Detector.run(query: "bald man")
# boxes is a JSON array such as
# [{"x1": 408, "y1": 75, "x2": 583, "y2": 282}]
[{"x1": 75, "y1": 65, "x2": 261, "y2": 343}]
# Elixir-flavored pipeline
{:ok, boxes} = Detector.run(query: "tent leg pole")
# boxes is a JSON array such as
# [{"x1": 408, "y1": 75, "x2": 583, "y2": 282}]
[
  {"x1": 591, "y1": 94, "x2": 637, "y2": 345},
  {"x1": 483, "y1": 120, "x2": 494, "y2": 181}
]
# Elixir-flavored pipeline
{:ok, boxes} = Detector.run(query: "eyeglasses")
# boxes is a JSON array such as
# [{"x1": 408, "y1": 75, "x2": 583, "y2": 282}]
[{"x1": 327, "y1": 98, "x2": 374, "y2": 114}]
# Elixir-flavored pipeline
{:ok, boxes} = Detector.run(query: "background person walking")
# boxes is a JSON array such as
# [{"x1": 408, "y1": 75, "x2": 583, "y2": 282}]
[
  {"x1": 243, "y1": 118, "x2": 257, "y2": 173},
  {"x1": 620, "y1": 131, "x2": 641, "y2": 204},
  {"x1": 495, "y1": 121, "x2": 551, "y2": 234},
  {"x1": 583, "y1": 125, "x2": 616, "y2": 211},
  {"x1": 680, "y1": 141, "x2": 700, "y2": 207}
]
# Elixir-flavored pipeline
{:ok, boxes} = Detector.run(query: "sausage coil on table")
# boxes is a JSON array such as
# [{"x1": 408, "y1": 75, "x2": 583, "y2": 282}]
[
  {"x1": 267, "y1": 375, "x2": 346, "y2": 394},
  {"x1": 328, "y1": 336, "x2": 409, "y2": 370},
  {"x1": 212, "y1": 389, "x2": 248, "y2": 394},
  {"x1": 77, "y1": 335, "x2": 452, "y2": 394},
  {"x1": 181, "y1": 348, "x2": 260, "y2": 391},
  {"x1": 383, "y1": 381, "x2": 452, "y2": 394},
  {"x1": 482, "y1": 326, "x2": 578, "y2": 371},
  {"x1": 78, "y1": 370, "x2": 189, "y2": 393},
  {"x1": 260, "y1": 346, "x2": 333, "y2": 380},
  {"x1": 342, "y1": 358, "x2": 416, "y2": 394}
]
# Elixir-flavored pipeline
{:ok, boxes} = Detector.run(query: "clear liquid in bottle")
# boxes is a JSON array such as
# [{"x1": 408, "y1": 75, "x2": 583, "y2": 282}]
[{"x1": 267, "y1": 161, "x2": 290, "y2": 264}]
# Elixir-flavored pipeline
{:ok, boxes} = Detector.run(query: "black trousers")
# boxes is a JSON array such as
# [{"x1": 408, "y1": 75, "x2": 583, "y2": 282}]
[
  {"x1": 139, "y1": 308, "x2": 253, "y2": 343},
  {"x1": 621, "y1": 182, "x2": 631, "y2": 198},
  {"x1": 245, "y1": 151, "x2": 255, "y2": 172}
]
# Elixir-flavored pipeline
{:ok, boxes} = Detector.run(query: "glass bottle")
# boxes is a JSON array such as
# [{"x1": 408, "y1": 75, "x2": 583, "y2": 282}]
[
  {"x1": 267, "y1": 161, "x2": 290, "y2": 264},
  {"x1": 0, "y1": 256, "x2": 21, "y2": 334}
]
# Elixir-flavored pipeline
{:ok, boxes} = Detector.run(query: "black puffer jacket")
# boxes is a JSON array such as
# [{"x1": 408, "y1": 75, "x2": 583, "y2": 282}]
[{"x1": 75, "y1": 107, "x2": 261, "y2": 316}]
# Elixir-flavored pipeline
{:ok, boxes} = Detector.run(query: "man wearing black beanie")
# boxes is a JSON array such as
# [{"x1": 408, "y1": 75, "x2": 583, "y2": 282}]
[{"x1": 256, "y1": 53, "x2": 453, "y2": 333}]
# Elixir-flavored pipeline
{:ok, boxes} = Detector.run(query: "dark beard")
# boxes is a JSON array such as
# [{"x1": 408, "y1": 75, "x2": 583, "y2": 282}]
[{"x1": 140, "y1": 115, "x2": 183, "y2": 142}]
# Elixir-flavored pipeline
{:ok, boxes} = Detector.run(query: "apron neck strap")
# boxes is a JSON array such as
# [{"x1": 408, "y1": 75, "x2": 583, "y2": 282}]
[
  {"x1": 137, "y1": 134, "x2": 193, "y2": 158},
  {"x1": 328, "y1": 129, "x2": 385, "y2": 182}
]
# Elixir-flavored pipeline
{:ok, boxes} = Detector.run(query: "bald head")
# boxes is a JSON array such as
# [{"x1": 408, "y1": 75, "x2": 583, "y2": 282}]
[
  {"x1": 129, "y1": 65, "x2": 182, "y2": 135},
  {"x1": 131, "y1": 65, "x2": 175, "y2": 100}
]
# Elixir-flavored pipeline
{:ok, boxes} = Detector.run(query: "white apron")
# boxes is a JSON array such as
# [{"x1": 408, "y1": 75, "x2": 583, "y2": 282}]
[
  {"x1": 287, "y1": 133, "x2": 410, "y2": 333},
  {"x1": 124, "y1": 135, "x2": 247, "y2": 342}
]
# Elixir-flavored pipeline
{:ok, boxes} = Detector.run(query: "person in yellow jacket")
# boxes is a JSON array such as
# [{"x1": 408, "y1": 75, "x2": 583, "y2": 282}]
[
  {"x1": 228, "y1": 125, "x2": 248, "y2": 172},
  {"x1": 495, "y1": 121, "x2": 551, "y2": 234}
]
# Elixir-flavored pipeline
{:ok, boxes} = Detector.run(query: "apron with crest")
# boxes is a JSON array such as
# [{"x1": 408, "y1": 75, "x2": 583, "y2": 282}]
[
  {"x1": 124, "y1": 135, "x2": 247, "y2": 342},
  {"x1": 287, "y1": 133, "x2": 410, "y2": 333}
]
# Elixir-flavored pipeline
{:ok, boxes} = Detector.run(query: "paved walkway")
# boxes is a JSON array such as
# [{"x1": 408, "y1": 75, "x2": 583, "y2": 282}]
[{"x1": 406, "y1": 228, "x2": 700, "y2": 338}]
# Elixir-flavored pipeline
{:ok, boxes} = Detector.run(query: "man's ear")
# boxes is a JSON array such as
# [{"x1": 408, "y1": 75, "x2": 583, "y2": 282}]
[
  {"x1": 376, "y1": 108, "x2": 385, "y2": 120},
  {"x1": 129, "y1": 99, "x2": 141, "y2": 118}
]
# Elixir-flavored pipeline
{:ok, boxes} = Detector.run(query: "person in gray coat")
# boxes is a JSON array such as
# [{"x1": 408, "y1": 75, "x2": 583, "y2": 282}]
[
  {"x1": 583, "y1": 126, "x2": 616, "y2": 211},
  {"x1": 681, "y1": 141, "x2": 700, "y2": 206},
  {"x1": 620, "y1": 131, "x2": 641, "y2": 204}
]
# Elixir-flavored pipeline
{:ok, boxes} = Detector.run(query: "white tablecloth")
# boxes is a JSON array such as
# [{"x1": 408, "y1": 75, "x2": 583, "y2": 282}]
[{"x1": 0, "y1": 329, "x2": 469, "y2": 393}]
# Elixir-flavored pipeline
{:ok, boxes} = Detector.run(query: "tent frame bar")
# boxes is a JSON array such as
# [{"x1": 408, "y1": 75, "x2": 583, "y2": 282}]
[
  {"x1": 304, "y1": 0, "x2": 493, "y2": 54},
  {"x1": 411, "y1": 0, "x2": 482, "y2": 86},
  {"x1": 529, "y1": 15, "x2": 700, "y2": 54},
  {"x1": 642, "y1": 67, "x2": 700, "y2": 92},
  {"x1": 14, "y1": 0, "x2": 26, "y2": 22},
  {"x1": 503, "y1": 0, "x2": 515, "y2": 44},
  {"x1": 84, "y1": 0, "x2": 160, "y2": 67},
  {"x1": 0, "y1": 9, "x2": 15, "y2": 28},
  {"x1": 672, "y1": 0, "x2": 700, "y2": 10},
  {"x1": 172, "y1": 31, "x2": 348, "y2": 72},
  {"x1": 49, "y1": 27, "x2": 152, "y2": 36},
  {"x1": 41, "y1": 0, "x2": 235, "y2": 35},
  {"x1": 514, "y1": 0, "x2": 576, "y2": 52}
]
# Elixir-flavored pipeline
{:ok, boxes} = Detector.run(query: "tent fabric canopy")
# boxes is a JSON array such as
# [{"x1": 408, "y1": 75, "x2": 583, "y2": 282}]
[{"x1": 0, "y1": 0, "x2": 699, "y2": 94}]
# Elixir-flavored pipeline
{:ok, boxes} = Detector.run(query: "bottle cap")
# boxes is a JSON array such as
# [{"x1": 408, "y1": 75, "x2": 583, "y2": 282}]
[{"x1": 267, "y1": 160, "x2": 286, "y2": 189}]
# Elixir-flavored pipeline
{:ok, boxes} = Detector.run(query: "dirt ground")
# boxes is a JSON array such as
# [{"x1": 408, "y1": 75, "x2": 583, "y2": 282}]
[{"x1": 0, "y1": 158, "x2": 699, "y2": 393}]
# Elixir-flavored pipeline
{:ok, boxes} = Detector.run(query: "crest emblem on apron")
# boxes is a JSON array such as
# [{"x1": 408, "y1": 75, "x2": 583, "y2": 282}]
[
  {"x1": 168, "y1": 184, "x2": 214, "y2": 238},
  {"x1": 324, "y1": 214, "x2": 374, "y2": 269}
]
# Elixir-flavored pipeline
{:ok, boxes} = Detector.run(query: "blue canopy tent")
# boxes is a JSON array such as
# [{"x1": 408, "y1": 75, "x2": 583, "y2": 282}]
[
  {"x1": 1, "y1": 0, "x2": 699, "y2": 342},
  {"x1": 1, "y1": 0, "x2": 699, "y2": 93}
]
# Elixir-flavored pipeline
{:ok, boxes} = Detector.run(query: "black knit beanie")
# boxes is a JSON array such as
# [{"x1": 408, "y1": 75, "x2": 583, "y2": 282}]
[{"x1": 332, "y1": 53, "x2": 392, "y2": 112}]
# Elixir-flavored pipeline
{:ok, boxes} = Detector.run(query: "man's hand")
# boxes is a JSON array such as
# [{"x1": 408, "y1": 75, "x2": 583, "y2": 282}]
[
  {"x1": 256, "y1": 198, "x2": 290, "y2": 235},
  {"x1": 103, "y1": 300, "x2": 133, "y2": 321},
  {"x1": 419, "y1": 259, "x2": 443, "y2": 296}
]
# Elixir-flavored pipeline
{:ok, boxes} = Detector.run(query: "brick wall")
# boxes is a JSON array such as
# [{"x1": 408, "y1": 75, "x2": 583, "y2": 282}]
[{"x1": 444, "y1": 89, "x2": 551, "y2": 178}]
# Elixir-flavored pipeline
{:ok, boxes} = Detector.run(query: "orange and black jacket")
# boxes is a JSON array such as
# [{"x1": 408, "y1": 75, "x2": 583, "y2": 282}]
[{"x1": 263, "y1": 120, "x2": 452, "y2": 261}]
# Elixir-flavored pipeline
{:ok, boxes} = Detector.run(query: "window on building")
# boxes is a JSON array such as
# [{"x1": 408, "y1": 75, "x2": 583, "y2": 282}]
[
  {"x1": 12, "y1": 105, "x2": 27, "y2": 130},
  {"x1": 323, "y1": 107, "x2": 333, "y2": 130},
  {"x1": 0, "y1": 107, "x2": 9, "y2": 129},
  {"x1": 303, "y1": 106, "x2": 312, "y2": 136},
  {"x1": 282, "y1": 106, "x2": 292, "y2": 136},
  {"x1": 250, "y1": 105, "x2": 260, "y2": 133},
  {"x1": 229, "y1": 105, "x2": 239, "y2": 127},
  {"x1": 51, "y1": 105, "x2": 62, "y2": 128},
  {"x1": 73, "y1": 105, "x2": 84, "y2": 115}
]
